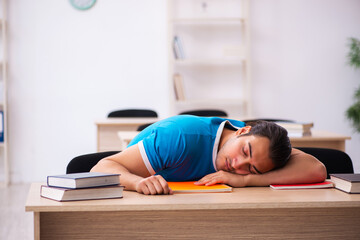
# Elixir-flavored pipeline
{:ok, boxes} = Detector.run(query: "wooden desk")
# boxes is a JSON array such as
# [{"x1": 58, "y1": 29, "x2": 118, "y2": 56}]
[
  {"x1": 290, "y1": 130, "x2": 351, "y2": 152},
  {"x1": 26, "y1": 183, "x2": 360, "y2": 240},
  {"x1": 95, "y1": 118, "x2": 158, "y2": 152},
  {"x1": 96, "y1": 118, "x2": 351, "y2": 152},
  {"x1": 117, "y1": 131, "x2": 139, "y2": 149}
]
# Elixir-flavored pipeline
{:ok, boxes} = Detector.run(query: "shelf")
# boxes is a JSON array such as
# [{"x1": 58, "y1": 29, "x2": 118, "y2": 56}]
[
  {"x1": 172, "y1": 18, "x2": 246, "y2": 25},
  {"x1": 175, "y1": 98, "x2": 246, "y2": 106},
  {"x1": 174, "y1": 99, "x2": 248, "y2": 117},
  {"x1": 168, "y1": 0, "x2": 251, "y2": 117},
  {"x1": 173, "y1": 58, "x2": 245, "y2": 66}
]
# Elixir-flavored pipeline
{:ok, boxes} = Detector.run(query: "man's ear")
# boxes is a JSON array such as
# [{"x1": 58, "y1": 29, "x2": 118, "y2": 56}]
[{"x1": 235, "y1": 126, "x2": 252, "y2": 136}]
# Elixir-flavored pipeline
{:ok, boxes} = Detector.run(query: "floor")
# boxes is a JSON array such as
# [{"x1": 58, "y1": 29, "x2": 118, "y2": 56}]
[{"x1": 0, "y1": 183, "x2": 33, "y2": 240}]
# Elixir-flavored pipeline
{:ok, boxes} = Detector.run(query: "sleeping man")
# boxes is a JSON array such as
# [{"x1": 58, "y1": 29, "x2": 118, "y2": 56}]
[{"x1": 91, "y1": 115, "x2": 326, "y2": 195}]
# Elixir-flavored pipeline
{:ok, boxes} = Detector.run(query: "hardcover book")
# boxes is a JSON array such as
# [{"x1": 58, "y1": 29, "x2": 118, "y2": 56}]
[
  {"x1": 173, "y1": 35, "x2": 185, "y2": 59},
  {"x1": 40, "y1": 185, "x2": 124, "y2": 201},
  {"x1": 173, "y1": 73, "x2": 185, "y2": 101},
  {"x1": 168, "y1": 181, "x2": 232, "y2": 193},
  {"x1": 47, "y1": 172, "x2": 120, "y2": 189},
  {"x1": 330, "y1": 174, "x2": 360, "y2": 193},
  {"x1": 270, "y1": 181, "x2": 334, "y2": 190}
]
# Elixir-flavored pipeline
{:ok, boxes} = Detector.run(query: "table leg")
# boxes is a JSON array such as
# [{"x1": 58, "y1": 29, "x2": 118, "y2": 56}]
[{"x1": 34, "y1": 212, "x2": 40, "y2": 240}]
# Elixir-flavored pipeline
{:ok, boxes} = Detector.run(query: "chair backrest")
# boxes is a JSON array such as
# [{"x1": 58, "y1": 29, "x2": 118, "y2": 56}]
[
  {"x1": 179, "y1": 109, "x2": 228, "y2": 117},
  {"x1": 243, "y1": 118, "x2": 295, "y2": 124},
  {"x1": 137, "y1": 109, "x2": 228, "y2": 131},
  {"x1": 107, "y1": 109, "x2": 158, "y2": 118},
  {"x1": 137, "y1": 123, "x2": 153, "y2": 131},
  {"x1": 296, "y1": 147, "x2": 354, "y2": 179},
  {"x1": 66, "y1": 151, "x2": 120, "y2": 174}
]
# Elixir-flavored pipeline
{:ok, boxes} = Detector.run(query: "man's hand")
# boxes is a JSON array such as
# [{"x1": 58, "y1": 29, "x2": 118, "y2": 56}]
[
  {"x1": 194, "y1": 170, "x2": 248, "y2": 187},
  {"x1": 135, "y1": 175, "x2": 173, "y2": 195}
]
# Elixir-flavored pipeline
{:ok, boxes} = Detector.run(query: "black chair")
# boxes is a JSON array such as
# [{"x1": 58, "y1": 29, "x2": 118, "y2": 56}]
[
  {"x1": 296, "y1": 147, "x2": 354, "y2": 179},
  {"x1": 66, "y1": 151, "x2": 120, "y2": 174},
  {"x1": 179, "y1": 109, "x2": 228, "y2": 117},
  {"x1": 138, "y1": 109, "x2": 228, "y2": 132},
  {"x1": 243, "y1": 118, "x2": 295, "y2": 124},
  {"x1": 138, "y1": 110, "x2": 228, "y2": 131},
  {"x1": 107, "y1": 109, "x2": 158, "y2": 118},
  {"x1": 137, "y1": 123, "x2": 153, "y2": 131}
]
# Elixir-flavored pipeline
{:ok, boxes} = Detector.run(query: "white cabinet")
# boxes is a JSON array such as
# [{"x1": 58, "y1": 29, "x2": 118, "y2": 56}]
[
  {"x1": 168, "y1": 0, "x2": 251, "y2": 117},
  {"x1": 0, "y1": 0, "x2": 8, "y2": 186}
]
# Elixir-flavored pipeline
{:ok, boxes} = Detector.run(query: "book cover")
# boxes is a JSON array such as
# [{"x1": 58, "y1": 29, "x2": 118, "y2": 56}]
[
  {"x1": 270, "y1": 181, "x2": 334, "y2": 190},
  {"x1": 330, "y1": 174, "x2": 360, "y2": 193},
  {"x1": 47, "y1": 172, "x2": 120, "y2": 189},
  {"x1": 330, "y1": 173, "x2": 360, "y2": 182},
  {"x1": 168, "y1": 181, "x2": 232, "y2": 193},
  {"x1": 40, "y1": 185, "x2": 124, "y2": 202}
]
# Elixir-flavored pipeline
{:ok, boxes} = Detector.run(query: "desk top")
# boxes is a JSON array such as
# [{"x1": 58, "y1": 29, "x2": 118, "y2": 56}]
[
  {"x1": 289, "y1": 130, "x2": 351, "y2": 141},
  {"x1": 95, "y1": 118, "x2": 159, "y2": 126},
  {"x1": 26, "y1": 183, "x2": 360, "y2": 213}
]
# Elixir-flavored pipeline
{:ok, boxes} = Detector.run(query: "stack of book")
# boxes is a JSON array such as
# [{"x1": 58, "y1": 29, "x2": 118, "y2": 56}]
[
  {"x1": 275, "y1": 121, "x2": 314, "y2": 137},
  {"x1": 40, "y1": 172, "x2": 123, "y2": 202}
]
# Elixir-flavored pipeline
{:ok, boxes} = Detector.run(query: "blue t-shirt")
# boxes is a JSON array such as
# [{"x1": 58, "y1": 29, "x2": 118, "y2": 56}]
[{"x1": 127, "y1": 115, "x2": 245, "y2": 181}]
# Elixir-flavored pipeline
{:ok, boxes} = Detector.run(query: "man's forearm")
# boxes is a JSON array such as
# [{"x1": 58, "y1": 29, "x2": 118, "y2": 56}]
[
  {"x1": 91, "y1": 159, "x2": 144, "y2": 191},
  {"x1": 244, "y1": 150, "x2": 327, "y2": 186}
]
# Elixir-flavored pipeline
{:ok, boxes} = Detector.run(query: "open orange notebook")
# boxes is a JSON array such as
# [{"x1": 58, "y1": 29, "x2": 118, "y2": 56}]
[{"x1": 168, "y1": 181, "x2": 232, "y2": 193}]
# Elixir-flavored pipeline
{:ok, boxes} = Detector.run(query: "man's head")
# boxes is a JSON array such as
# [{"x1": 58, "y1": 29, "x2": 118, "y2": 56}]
[
  {"x1": 243, "y1": 121, "x2": 292, "y2": 169},
  {"x1": 215, "y1": 121, "x2": 292, "y2": 175}
]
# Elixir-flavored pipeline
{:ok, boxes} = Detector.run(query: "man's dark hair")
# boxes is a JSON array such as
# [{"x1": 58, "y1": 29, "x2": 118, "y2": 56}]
[{"x1": 244, "y1": 121, "x2": 292, "y2": 169}]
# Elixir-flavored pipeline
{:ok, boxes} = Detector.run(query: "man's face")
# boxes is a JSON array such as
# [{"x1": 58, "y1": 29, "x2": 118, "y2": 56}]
[{"x1": 215, "y1": 134, "x2": 275, "y2": 175}]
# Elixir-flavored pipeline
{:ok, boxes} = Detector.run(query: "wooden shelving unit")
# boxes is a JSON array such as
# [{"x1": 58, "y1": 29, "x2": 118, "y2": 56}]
[{"x1": 168, "y1": 0, "x2": 251, "y2": 117}]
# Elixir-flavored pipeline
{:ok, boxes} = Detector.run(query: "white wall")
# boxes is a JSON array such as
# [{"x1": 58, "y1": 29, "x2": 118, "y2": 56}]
[
  {"x1": 5, "y1": 0, "x2": 360, "y2": 183},
  {"x1": 250, "y1": 0, "x2": 360, "y2": 172},
  {"x1": 7, "y1": 0, "x2": 168, "y2": 182}
]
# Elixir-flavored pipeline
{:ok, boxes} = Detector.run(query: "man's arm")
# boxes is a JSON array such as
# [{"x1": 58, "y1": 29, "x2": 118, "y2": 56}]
[
  {"x1": 243, "y1": 148, "x2": 327, "y2": 186},
  {"x1": 196, "y1": 148, "x2": 327, "y2": 187},
  {"x1": 90, "y1": 144, "x2": 172, "y2": 195}
]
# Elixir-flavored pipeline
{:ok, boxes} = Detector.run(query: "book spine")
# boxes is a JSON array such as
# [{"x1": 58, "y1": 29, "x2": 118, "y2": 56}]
[
  {"x1": 173, "y1": 74, "x2": 185, "y2": 101},
  {"x1": 173, "y1": 36, "x2": 184, "y2": 59},
  {"x1": 172, "y1": 37, "x2": 178, "y2": 59},
  {"x1": 0, "y1": 110, "x2": 3, "y2": 142}
]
